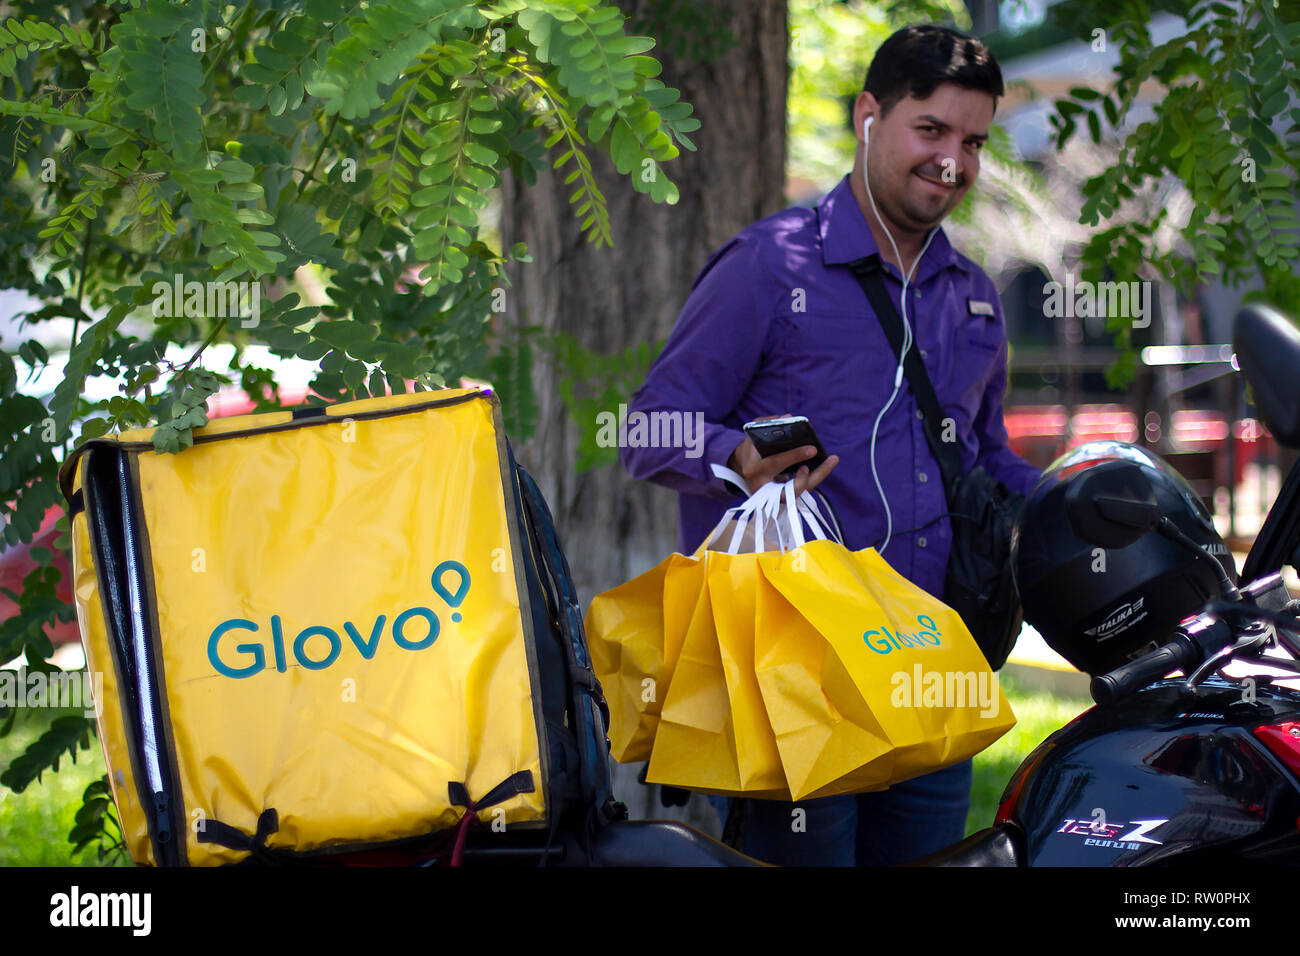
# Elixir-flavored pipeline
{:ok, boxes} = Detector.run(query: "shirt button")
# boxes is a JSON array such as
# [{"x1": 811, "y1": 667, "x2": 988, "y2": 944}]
[
  {"x1": 915, "y1": 409, "x2": 924, "y2": 420},
  {"x1": 918, "y1": 537, "x2": 928, "y2": 548},
  {"x1": 915, "y1": 290, "x2": 922, "y2": 299},
  {"x1": 918, "y1": 471, "x2": 928, "y2": 483},
  {"x1": 920, "y1": 349, "x2": 928, "y2": 358}
]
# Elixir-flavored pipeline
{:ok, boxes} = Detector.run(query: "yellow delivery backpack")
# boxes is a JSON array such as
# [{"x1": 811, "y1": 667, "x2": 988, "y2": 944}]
[{"x1": 58, "y1": 388, "x2": 620, "y2": 865}]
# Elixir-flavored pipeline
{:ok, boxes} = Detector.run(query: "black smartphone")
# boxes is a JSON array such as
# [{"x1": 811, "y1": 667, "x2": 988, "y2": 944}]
[{"x1": 742, "y1": 416, "x2": 829, "y2": 477}]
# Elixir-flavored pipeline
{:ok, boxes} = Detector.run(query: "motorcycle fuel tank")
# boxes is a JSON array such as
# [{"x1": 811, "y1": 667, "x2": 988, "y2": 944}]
[{"x1": 997, "y1": 677, "x2": 1300, "y2": 866}]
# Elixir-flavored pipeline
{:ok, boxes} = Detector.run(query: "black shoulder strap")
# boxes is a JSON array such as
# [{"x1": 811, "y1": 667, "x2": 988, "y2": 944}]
[{"x1": 848, "y1": 254, "x2": 964, "y2": 494}]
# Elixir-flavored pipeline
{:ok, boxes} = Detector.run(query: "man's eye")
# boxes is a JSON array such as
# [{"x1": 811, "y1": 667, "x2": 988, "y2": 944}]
[
  {"x1": 967, "y1": 140, "x2": 985, "y2": 150},
  {"x1": 919, "y1": 125, "x2": 938, "y2": 134}
]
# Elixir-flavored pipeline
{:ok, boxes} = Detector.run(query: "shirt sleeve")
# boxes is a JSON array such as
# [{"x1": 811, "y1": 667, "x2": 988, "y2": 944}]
[
  {"x1": 972, "y1": 302, "x2": 1043, "y2": 498},
  {"x1": 619, "y1": 238, "x2": 772, "y2": 499}
]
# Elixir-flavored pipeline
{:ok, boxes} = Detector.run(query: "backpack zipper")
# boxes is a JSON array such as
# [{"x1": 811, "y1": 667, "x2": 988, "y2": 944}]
[{"x1": 114, "y1": 452, "x2": 182, "y2": 864}]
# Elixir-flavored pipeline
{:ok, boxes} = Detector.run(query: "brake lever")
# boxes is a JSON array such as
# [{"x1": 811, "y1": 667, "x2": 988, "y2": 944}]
[{"x1": 1183, "y1": 625, "x2": 1273, "y2": 689}]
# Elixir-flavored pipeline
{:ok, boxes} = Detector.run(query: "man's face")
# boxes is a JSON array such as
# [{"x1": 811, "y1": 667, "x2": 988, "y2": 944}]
[{"x1": 860, "y1": 83, "x2": 994, "y2": 234}]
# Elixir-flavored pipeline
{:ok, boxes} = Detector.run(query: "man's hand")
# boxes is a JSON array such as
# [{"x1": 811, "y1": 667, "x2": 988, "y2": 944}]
[{"x1": 727, "y1": 413, "x2": 839, "y2": 496}]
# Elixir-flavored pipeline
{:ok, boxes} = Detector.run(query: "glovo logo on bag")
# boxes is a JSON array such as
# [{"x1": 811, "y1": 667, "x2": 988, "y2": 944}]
[
  {"x1": 207, "y1": 559, "x2": 472, "y2": 678},
  {"x1": 863, "y1": 614, "x2": 943, "y2": 655}
]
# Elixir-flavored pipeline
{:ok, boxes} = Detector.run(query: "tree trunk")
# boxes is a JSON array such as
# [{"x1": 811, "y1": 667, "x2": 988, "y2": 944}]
[{"x1": 500, "y1": 0, "x2": 788, "y2": 829}]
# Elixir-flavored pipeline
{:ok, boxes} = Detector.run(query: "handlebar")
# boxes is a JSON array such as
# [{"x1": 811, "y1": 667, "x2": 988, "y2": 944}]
[
  {"x1": 1090, "y1": 638, "x2": 1194, "y2": 705},
  {"x1": 1087, "y1": 570, "x2": 1300, "y2": 705},
  {"x1": 1086, "y1": 616, "x2": 1268, "y2": 707},
  {"x1": 1090, "y1": 618, "x2": 1234, "y2": 705}
]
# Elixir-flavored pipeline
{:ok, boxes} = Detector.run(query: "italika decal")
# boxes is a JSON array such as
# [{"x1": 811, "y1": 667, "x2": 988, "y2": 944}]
[
  {"x1": 207, "y1": 560, "x2": 471, "y2": 678},
  {"x1": 1056, "y1": 817, "x2": 1168, "y2": 851},
  {"x1": 1085, "y1": 596, "x2": 1147, "y2": 640}
]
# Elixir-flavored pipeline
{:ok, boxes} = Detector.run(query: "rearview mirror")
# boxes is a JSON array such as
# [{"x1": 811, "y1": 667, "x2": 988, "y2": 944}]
[
  {"x1": 1064, "y1": 461, "x2": 1162, "y2": 549},
  {"x1": 1233, "y1": 304, "x2": 1300, "y2": 449}
]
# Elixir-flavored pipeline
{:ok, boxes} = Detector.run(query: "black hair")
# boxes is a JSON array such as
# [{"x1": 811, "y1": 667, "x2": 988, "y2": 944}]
[{"x1": 863, "y1": 24, "x2": 1004, "y2": 118}]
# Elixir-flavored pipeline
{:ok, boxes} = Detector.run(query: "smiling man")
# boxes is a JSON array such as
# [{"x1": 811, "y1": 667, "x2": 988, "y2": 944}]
[{"x1": 620, "y1": 25, "x2": 1041, "y2": 866}]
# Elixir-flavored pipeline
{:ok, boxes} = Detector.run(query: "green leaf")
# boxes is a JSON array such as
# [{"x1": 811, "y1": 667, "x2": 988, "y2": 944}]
[
  {"x1": 0, "y1": 715, "x2": 94, "y2": 793},
  {"x1": 463, "y1": 142, "x2": 498, "y2": 166},
  {"x1": 1261, "y1": 91, "x2": 1290, "y2": 118},
  {"x1": 268, "y1": 85, "x2": 287, "y2": 116},
  {"x1": 467, "y1": 116, "x2": 502, "y2": 134},
  {"x1": 1086, "y1": 111, "x2": 1101, "y2": 143},
  {"x1": 78, "y1": 418, "x2": 110, "y2": 441}
]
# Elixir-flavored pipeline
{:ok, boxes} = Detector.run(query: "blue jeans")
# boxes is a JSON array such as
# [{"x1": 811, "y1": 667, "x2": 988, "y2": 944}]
[{"x1": 709, "y1": 759, "x2": 974, "y2": 866}]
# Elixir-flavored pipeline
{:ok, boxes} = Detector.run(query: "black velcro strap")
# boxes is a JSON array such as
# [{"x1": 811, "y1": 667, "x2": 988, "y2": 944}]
[
  {"x1": 66, "y1": 489, "x2": 84, "y2": 518},
  {"x1": 196, "y1": 808, "x2": 280, "y2": 864},
  {"x1": 848, "y1": 255, "x2": 964, "y2": 496},
  {"x1": 448, "y1": 770, "x2": 535, "y2": 812},
  {"x1": 291, "y1": 405, "x2": 329, "y2": 420},
  {"x1": 569, "y1": 665, "x2": 600, "y2": 692}
]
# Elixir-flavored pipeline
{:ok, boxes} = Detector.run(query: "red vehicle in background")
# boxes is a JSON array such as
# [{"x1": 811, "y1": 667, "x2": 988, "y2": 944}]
[{"x1": 1005, "y1": 403, "x2": 1275, "y2": 482}]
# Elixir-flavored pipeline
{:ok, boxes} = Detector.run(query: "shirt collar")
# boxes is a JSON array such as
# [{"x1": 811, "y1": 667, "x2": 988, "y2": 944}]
[{"x1": 816, "y1": 174, "x2": 969, "y2": 281}]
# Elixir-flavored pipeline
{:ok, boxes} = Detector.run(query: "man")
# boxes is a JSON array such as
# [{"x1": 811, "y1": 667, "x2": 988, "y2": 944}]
[{"x1": 619, "y1": 24, "x2": 1042, "y2": 865}]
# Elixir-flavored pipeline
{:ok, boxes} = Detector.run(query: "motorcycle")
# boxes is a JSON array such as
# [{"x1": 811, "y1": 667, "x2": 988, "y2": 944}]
[
  {"x1": 412, "y1": 304, "x2": 1300, "y2": 867},
  {"x1": 914, "y1": 302, "x2": 1300, "y2": 867}
]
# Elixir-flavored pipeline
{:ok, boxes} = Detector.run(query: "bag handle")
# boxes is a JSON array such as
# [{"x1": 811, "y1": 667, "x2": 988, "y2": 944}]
[
  {"x1": 707, "y1": 464, "x2": 841, "y2": 553},
  {"x1": 699, "y1": 471, "x2": 783, "y2": 553},
  {"x1": 795, "y1": 489, "x2": 841, "y2": 545},
  {"x1": 709, "y1": 464, "x2": 788, "y2": 553},
  {"x1": 757, "y1": 478, "x2": 802, "y2": 551}
]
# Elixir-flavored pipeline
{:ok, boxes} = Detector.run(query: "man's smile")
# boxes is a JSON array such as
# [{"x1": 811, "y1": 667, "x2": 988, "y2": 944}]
[{"x1": 913, "y1": 169, "x2": 959, "y2": 191}]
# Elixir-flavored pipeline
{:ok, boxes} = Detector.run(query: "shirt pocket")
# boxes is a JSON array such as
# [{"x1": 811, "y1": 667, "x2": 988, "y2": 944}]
[
  {"x1": 964, "y1": 317, "x2": 1003, "y2": 354},
  {"x1": 953, "y1": 318, "x2": 1005, "y2": 406}
]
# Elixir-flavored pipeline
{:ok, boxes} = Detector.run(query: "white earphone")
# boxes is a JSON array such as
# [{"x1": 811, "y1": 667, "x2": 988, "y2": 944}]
[{"x1": 860, "y1": 111, "x2": 937, "y2": 557}]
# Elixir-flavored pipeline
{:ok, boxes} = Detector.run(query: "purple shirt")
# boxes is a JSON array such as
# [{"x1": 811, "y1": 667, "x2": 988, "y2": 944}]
[{"x1": 620, "y1": 174, "x2": 1041, "y2": 599}]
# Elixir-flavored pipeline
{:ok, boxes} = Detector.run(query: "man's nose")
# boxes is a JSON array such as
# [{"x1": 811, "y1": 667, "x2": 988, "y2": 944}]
[{"x1": 937, "y1": 142, "x2": 975, "y2": 185}]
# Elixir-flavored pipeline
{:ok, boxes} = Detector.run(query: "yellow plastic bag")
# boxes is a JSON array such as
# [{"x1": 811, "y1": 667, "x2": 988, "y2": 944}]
[
  {"x1": 641, "y1": 482, "x2": 834, "y2": 798},
  {"x1": 643, "y1": 556, "x2": 788, "y2": 798},
  {"x1": 586, "y1": 552, "x2": 704, "y2": 762},
  {"x1": 705, "y1": 552, "x2": 787, "y2": 792},
  {"x1": 757, "y1": 541, "x2": 1016, "y2": 799},
  {"x1": 751, "y1": 563, "x2": 894, "y2": 800},
  {"x1": 643, "y1": 568, "x2": 733, "y2": 790},
  {"x1": 595, "y1": 469, "x2": 1013, "y2": 800}
]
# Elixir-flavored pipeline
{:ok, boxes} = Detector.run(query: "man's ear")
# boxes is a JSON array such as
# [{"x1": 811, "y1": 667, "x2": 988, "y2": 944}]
[{"x1": 854, "y1": 91, "x2": 880, "y2": 144}]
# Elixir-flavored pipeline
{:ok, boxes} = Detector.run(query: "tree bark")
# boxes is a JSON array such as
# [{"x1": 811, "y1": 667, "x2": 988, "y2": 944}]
[
  {"x1": 500, "y1": 0, "x2": 788, "y2": 829},
  {"x1": 501, "y1": 0, "x2": 787, "y2": 597}
]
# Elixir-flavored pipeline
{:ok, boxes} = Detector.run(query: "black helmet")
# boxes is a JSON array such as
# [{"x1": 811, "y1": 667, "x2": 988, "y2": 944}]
[{"x1": 1011, "y1": 441, "x2": 1237, "y2": 676}]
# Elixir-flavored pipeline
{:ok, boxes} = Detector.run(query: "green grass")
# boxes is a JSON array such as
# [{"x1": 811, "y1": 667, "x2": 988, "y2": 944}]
[
  {"x1": 0, "y1": 705, "x2": 127, "y2": 867},
  {"x1": 965, "y1": 672, "x2": 1092, "y2": 836}
]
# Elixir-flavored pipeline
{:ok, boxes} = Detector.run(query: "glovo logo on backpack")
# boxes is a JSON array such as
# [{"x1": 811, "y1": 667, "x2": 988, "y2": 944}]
[{"x1": 207, "y1": 560, "x2": 471, "y2": 678}]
